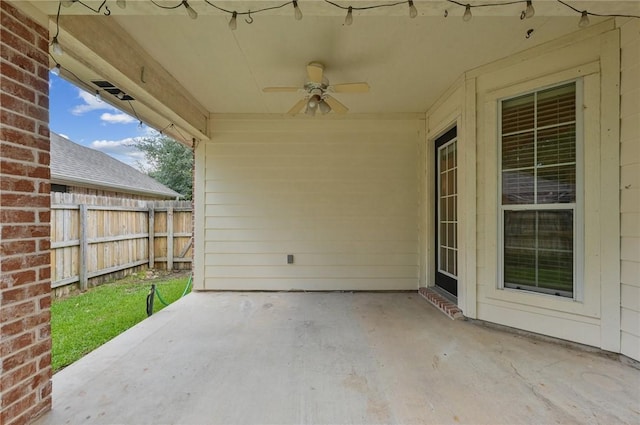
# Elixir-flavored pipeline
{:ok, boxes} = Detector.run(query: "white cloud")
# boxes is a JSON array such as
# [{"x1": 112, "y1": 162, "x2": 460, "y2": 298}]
[
  {"x1": 89, "y1": 138, "x2": 148, "y2": 169},
  {"x1": 59, "y1": 133, "x2": 70, "y2": 139},
  {"x1": 71, "y1": 90, "x2": 114, "y2": 115},
  {"x1": 100, "y1": 112, "x2": 136, "y2": 124}
]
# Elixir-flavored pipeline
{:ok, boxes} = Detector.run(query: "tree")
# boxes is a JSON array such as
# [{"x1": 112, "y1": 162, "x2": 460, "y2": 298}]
[{"x1": 135, "y1": 135, "x2": 193, "y2": 199}]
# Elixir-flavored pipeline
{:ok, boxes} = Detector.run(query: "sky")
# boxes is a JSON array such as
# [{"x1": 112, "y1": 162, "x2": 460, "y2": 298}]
[{"x1": 49, "y1": 72, "x2": 155, "y2": 169}]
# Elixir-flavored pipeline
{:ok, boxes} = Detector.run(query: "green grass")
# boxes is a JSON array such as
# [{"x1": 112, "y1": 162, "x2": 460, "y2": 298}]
[{"x1": 51, "y1": 274, "x2": 191, "y2": 372}]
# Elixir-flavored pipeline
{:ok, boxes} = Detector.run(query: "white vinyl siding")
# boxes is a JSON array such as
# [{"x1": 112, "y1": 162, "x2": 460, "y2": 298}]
[
  {"x1": 619, "y1": 18, "x2": 640, "y2": 361},
  {"x1": 198, "y1": 117, "x2": 422, "y2": 291}
]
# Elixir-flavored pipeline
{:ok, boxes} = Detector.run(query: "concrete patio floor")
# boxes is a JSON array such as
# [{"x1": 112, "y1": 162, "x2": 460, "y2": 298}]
[{"x1": 36, "y1": 292, "x2": 639, "y2": 424}]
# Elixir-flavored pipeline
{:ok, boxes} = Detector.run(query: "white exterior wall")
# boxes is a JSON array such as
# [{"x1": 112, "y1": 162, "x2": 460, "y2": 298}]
[
  {"x1": 426, "y1": 21, "x2": 634, "y2": 357},
  {"x1": 194, "y1": 116, "x2": 424, "y2": 291},
  {"x1": 619, "y1": 18, "x2": 640, "y2": 361}
]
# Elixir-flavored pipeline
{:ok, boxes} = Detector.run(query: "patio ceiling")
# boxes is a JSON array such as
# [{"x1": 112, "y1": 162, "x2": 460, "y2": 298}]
[{"x1": 24, "y1": 1, "x2": 640, "y2": 136}]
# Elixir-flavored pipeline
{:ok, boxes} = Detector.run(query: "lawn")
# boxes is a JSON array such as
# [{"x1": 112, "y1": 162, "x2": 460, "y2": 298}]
[{"x1": 51, "y1": 272, "x2": 191, "y2": 372}]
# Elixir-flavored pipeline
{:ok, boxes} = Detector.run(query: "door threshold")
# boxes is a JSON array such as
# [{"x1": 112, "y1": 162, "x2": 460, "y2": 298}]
[{"x1": 418, "y1": 287, "x2": 463, "y2": 320}]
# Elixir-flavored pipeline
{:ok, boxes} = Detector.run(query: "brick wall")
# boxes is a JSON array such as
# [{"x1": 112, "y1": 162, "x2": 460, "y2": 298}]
[{"x1": 0, "y1": 1, "x2": 52, "y2": 424}]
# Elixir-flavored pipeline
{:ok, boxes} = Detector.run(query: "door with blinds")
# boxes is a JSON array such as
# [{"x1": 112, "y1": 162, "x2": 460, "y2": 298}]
[{"x1": 435, "y1": 127, "x2": 458, "y2": 297}]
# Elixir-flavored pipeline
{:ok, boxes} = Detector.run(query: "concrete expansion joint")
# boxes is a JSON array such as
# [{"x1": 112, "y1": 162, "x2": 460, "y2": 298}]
[{"x1": 418, "y1": 287, "x2": 464, "y2": 320}]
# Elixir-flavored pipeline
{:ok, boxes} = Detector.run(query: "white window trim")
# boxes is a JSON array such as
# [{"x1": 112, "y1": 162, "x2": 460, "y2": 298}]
[{"x1": 497, "y1": 78, "x2": 585, "y2": 302}]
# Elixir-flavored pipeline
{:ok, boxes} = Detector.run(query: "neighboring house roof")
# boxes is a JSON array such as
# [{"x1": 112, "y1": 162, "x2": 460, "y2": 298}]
[{"x1": 50, "y1": 132, "x2": 180, "y2": 199}]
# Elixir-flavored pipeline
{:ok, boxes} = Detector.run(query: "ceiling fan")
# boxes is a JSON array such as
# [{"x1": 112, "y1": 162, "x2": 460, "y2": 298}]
[{"x1": 262, "y1": 62, "x2": 370, "y2": 116}]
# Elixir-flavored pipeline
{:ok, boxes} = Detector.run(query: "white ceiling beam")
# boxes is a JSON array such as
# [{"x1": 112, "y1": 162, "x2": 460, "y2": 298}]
[{"x1": 55, "y1": 14, "x2": 209, "y2": 140}]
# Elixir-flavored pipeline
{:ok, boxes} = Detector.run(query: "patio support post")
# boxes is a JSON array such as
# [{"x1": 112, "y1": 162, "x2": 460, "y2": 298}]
[{"x1": 0, "y1": 2, "x2": 53, "y2": 423}]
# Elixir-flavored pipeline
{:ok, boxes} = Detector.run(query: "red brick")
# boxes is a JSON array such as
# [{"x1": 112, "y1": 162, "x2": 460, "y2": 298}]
[
  {"x1": 1, "y1": 287, "x2": 26, "y2": 304},
  {"x1": 0, "y1": 45, "x2": 36, "y2": 76},
  {"x1": 0, "y1": 29, "x2": 47, "y2": 66},
  {"x1": 0, "y1": 270, "x2": 36, "y2": 289},
  {"x1": 0, "y1": 193, "x2": 50, "y2": 208},
  {"x1": 0, "y1": 10, "x2": 35, "y2": 44},
  {"x1": 0, "y1": 176, "x2": 36, "y2": 193},
  {"x1": 0, "y1": 61, "x2": 48, "y2": 94},
  {"x1": 0, "y1": 160, "x2": 49, "y2": 178},
  {"x1": 1, "y1": 393, "x2": 36, "y2": 423},
  {"x1": 1, "y1": 384, "x2": 31, "y2": 410},
  {"x1": 38, "y1": 266, "x2": 50, "y2": 280},
  {"x1": 38, "y1": 353, "x2": 51, "y2": 370},
  {"x1": 38, "y1": 295, "x2": 51, "y2": 310},
  {"x1": 38, "y1": 211, "x2": 50, "y2": 223},
  {"x1": 1, "y1": 225, "x2": 49, "y2": 240},
  {"x1": 0, "y1": 299, "x2": 36, "y2": 321},
  {"x1": 37, "y1": 151, "x2": 49, "y2": 166},
  {"x1": 0, "y1": 141, "x2": 35, "y2": 162},
  {"x1": 0, "y1": 333, "x2": 34, "y2": 358},
  {"x1": 0, "y1": 209, "x2": 36, "y2": 223},
  {"x1": 1, "y1": 93, "x2": 48, "y2": 123},
  {"x1": 1, "y1": 318, "x2": 27, "y2": 336},
  {"x1": 0, "y1": 109, "x2": 35, "y2": 132},
  {"x1": 0, "y1": 127, "x2": 48, "y2": 151},
  {"x1": 26, "y1": 283, "x2": 50, "y2": 299},
  {"x1": 0, "y1": 240, "x2": 36, "y2": 256},
  {"x1": 36, "y1": 64, "x2": 49, "y2": 81},
  {"x1": 37, "y1": 125, "x2": 49, "y2": 138},
  {"x1": 2, "y1": 347, "x2": 30, "y2": 373},
  {"x1": 0, "y1": 76, "x2": 35, "y2": 103},
  {"x1": 1, "y1": 252, "x2": 50, "y2": 272}
]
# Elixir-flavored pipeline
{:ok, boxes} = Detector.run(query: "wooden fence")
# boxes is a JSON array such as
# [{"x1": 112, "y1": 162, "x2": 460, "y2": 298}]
[{"x1": 51, "y1": 193, "x2": 192, "y2": 291}]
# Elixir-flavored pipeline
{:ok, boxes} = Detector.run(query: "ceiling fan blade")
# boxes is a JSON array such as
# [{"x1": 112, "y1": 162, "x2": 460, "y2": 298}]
[
  {"x1": 263, "y1": 87, "x2": 300, "y2": 93},
  {"x1": 287, "y1": 97, "x2": 308, "y2": 115},
  {"x1": 307, "y1": 62, "x2": 324, "y2": 84},
  {"x1": 330, "y1": 82, "x2": 370, "y2": 93},
  {"x1": 324, "y1": 95, "x2": 348, "y2": 114}
]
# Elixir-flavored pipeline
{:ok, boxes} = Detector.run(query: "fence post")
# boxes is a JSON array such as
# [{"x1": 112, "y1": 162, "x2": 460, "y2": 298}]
[
  {"x1": 148, "y1": 206, "x2": 155, "y2": 268},
  {"x1": 79, "y1": 204, "x2": 88, "y2": 291},
  {"x1": 167, "y1": 205, "x2": 174, "y2": 271}
]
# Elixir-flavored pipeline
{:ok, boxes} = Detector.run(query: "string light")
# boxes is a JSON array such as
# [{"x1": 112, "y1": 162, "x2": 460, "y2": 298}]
[
  {"x1": 51, "y1": 64, "x2": 61, "y2": 76},
  {"x1": 578, "y1": 10, "x2": 590, "y2": 27},
  {"x1": 229, "y1": 11, "x2": 238, "y2": 30},
  {"x1": 408, "y1": 0, "x2": 417, "y2": 18},
  {"x1": 524, "y1": 1, "x2": 535, "y2": 18},
  {"x1": 463, "y1": 4, "x2": 472, "y2": 22},
  {"x1": 51, "y1": 36, "x2": 64, "y2": 55},
  {"x1": 61, "y1": 0, "x2": 76, "y2": 7},
  {"x1": 293, "y1": 0, "x2": 303, "y2": 20},
  {"x1": 116, "y1": 0, "x2": 126, "y2": 9},
  {"x1": 182, "y1": 0, "x2": 198, "y2": 19},
  {"x1": 95, "y1": 90, "x2": 102, "y2": 101},
  {"x1": 344, "y1": 6, "x2": 353, "y2": 25}
]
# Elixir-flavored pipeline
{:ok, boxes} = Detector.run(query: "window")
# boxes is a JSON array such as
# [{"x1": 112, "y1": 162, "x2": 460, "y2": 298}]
[
  {"x1": 51, "y1": 184, "x2": 68, "y2": 193},
  {"x1": 499, "y1": 81, "x2": 580, "y2": 298}
]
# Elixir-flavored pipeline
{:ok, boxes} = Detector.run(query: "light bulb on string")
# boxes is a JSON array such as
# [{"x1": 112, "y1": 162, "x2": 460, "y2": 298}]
[
  {"x1": 293, "y1": 0, "x2": 303, "y2": 20},
  {"x1": 51, "y1": 64, "x2": 61, "y2": 76},
  {"x1": 344, "y1": 7, "x2": 353, "y2": 26},
  {"x1": 229, "y1": 12, "x2": 238, "y2": 30},
  {"x1": 578, "y1": 11, "x2": 590, "y2": 27},
  {"x1": 524, "y1": 1, "x2": 535, "y2": 18},
  {"x1": 138, "y1": 121, "x2": 144, "y2": 129},
  {"x1": 408, "y1": 0, "x2": 417, "y2": 18},
  {"x1": 61, "y1": 0, "x2": 75, "y2": 7},
  {"x1": 116, "y1": 0, "x2": 126, "y2": 9},
  {"x1": 51, "y1": 37, "x2": 63, "y2": 55},
  {"x1": 95, "y1": 90, "x2": 102, "y2": 102},
  {"x1": 463, "y1": 4, "x2": 472, "y2": 22},
  {"x1": 182, "y1": 1, "x2": 197, "y2": 19}
]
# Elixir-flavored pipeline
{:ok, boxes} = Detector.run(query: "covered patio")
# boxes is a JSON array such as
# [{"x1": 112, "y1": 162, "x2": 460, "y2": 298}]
[{"x1": 35, "y1": 292, "x2": 639, "y2": 424}]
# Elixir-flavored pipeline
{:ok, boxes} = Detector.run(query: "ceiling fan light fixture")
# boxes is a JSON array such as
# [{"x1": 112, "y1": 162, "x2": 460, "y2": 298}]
[
  {"x1": 344, "y1": 7, "x2": 353, "y2": 26},
  {"x1": 229, "y1": 11, "x2": 238, "y2": 30},
  {"x1": 305, "y1": 100, "x2": 317, "y2": 116},
  {"x1": 308, "y1": 94, "x2": 321, "y2": 109},
  {"x1": 408, "y1": 0, "x2": 418, "y2": 18},
  {"x1": 293, "y1": 0, "x2": 303, "y2": 20},
  {"x1": 463, "y1": 4, "x2": 472, "y2": 22},
  {"x1": 318, "y1": 100, "x2": 332, "y2": 115}
]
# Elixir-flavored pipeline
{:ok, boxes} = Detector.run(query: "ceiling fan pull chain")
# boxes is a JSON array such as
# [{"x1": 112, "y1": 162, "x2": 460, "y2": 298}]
[{"x1": 245, "y1": 11, "x2": 253, "y2": 24}]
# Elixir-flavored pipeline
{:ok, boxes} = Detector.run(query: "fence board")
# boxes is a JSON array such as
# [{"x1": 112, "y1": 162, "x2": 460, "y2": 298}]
[{"x1": 51, "y1": 194, "x2": 192, "y2": 291}]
